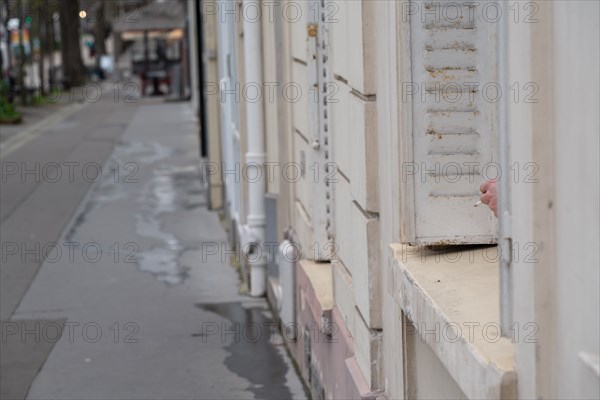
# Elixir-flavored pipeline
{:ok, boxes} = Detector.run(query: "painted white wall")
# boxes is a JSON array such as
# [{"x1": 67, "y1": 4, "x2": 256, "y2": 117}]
[
  {"x1": 553, "y1": 1, "x2": 600, "y2": 397},
  {"x1": 506, "y1": 7, "x2": 537, "y2": 399},
  {"x1": 509, "y1": 2, "x2": 600, "y2": 398},
  {"x1": 201, "y1": 0, "x2": 224, "y2": 210}
]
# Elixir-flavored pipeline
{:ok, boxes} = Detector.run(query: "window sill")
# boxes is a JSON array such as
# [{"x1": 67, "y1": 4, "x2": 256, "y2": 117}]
[
  {"x1": 388, "y1": 244, "x2": 516, "y2": 399},
  {"x1": 298, "y1": 259, "x2": 334, "y2": 335}
]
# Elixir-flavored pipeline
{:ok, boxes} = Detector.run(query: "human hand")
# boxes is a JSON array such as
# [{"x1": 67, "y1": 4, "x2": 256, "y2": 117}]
[{"x1": 479, "y1": 180, "x2": 498, "y2": 217}]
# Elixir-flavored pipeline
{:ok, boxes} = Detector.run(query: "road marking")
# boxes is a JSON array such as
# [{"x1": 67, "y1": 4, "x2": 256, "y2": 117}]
[{"x1": 0, "y1": 101, "x2": 89, "y2": 159}]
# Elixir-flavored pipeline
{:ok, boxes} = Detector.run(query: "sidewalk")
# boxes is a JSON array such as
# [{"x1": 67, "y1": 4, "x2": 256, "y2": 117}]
[
  {"x1": 0, "y1": 95, "x2": 74, "y2": 145},
  {"x1": 2, "y1": 99, "x2": 306, "y2": 399}
]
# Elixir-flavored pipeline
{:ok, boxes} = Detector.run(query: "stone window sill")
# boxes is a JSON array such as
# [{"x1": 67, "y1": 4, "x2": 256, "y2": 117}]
[
  {"x1": 388, "y1": 244, "x2": 516, "y2": 399},
  {"x1": 298, "y1": 259, "x2": 334, "y2": 335}
]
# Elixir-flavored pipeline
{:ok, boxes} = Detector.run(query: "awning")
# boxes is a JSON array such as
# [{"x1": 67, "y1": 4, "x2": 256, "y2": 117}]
[
  {"x1": 166, "y1": 29, "x2": 184, "y2": 41},
  {"x1": 113, "y1": 1, "x2": 185, "y2": 33},
  {"x1": 121, "y1": 31, "x2": 170, "y2": 41}
]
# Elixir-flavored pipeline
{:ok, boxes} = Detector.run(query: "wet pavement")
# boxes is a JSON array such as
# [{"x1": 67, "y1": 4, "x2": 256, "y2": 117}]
[{"x1": 3, "y1": 96, "x2": 306, "y2": 399}]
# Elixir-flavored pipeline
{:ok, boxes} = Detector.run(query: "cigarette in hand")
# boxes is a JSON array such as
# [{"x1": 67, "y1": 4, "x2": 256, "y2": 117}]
[{"x1": 473, "y1": 200, "x2": 482, "y2": 207}]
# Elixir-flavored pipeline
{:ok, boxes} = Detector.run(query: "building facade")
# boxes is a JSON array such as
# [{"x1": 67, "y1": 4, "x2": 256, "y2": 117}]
[{"x1": 196, "y1": 0, "x2": 599, "y2": 398}]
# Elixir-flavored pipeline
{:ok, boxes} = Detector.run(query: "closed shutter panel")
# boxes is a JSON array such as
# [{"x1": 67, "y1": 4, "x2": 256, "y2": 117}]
[
  {"x1": 405, "y1": 0, "x2": 498, "y2": 244},
  {"x1": 218, "y1": 8, "x2": 242, "y2": 222}
]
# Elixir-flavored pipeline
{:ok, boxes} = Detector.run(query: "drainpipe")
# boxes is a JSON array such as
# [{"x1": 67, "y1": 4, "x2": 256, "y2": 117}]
[{"x1": 242, "y1": 0, "x2": 266, "y2": 297}]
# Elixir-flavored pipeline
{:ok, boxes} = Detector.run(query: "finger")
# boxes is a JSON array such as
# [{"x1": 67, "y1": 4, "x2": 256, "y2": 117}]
[{"x1": 480, "y1": 181, "x2": 488, "y2": 194}]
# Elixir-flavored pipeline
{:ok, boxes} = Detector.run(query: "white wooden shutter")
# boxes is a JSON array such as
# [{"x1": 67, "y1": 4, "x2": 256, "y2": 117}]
[
  {"x1": 216, "y1": 2, "x2": 242, "y2": 222},
  {"x1": 403, "y1": 0, "x2": 498, "y2": 244}
]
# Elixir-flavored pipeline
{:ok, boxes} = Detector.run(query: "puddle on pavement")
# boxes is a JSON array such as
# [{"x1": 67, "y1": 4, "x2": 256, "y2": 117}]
[
  {"x1": 137, "y1": 247, "x2": 189, "y2": 285},
  {"x1": 196, "y1": 302, "x2": 302, "y2": 400},
  {"x1": 64, "y1": 138, "x2": 207, "y2": 286},
  {"x1": 64, "y1": 140, "x2": 172, "y2": 240},
  {"x1": 117, "y1": 140, "x2": 173, "y2": 164},
  {"x1": 135, "y1": 163, "x2": 206, "y2": 285}
]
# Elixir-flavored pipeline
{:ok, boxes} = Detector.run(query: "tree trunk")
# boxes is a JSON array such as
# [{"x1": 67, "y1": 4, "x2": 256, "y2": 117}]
[
  {"x1": 37, "y1": 1, "x2": 45, "y2": 96},
  {"x1": 47, "y1": 3, "x2": 56, "y2": 87},
  {"x1": 17, "y1": 0, "x2": 25, "y2": 105},
  {"x1": 59, "y1": 0, "x2": 85, "y2": 88},
  {"x1": 94, "y1": 1, "x2": 106, "y2": 60}
]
